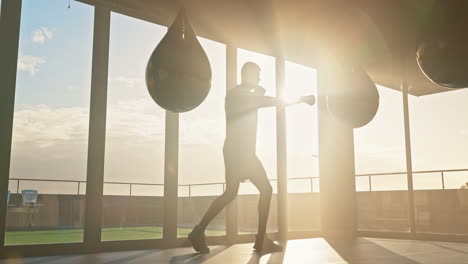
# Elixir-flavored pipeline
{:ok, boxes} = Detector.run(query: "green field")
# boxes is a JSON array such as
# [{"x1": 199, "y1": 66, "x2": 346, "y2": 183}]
[{"x1": 4, "y1": 226, "x2": 233, "y2": 246}]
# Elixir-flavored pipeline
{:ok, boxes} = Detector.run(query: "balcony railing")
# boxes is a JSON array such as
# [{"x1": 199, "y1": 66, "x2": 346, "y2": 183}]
[
  {"x1": 356, "y1": 168, "x2": 468, "y2": 191},
  {"x1": 8, "y1": 177, "x2": 322, "y2": 197},
  {"x1": 7, "y1": 168, "x2": 468, "y2": 197}
]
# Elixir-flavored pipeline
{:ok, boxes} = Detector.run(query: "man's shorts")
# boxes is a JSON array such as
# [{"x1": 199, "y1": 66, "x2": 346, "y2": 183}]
[{"x1": 223, "y1": 147, "x2": 267, "y2": 183}]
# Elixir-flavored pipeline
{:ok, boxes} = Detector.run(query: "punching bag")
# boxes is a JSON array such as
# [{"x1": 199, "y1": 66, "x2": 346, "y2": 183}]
[
  {"x1": 146, "y1": 8, "x2": 212, "y2": 112},
  {"x1": 416, "y1": 1, "x2": 468, "y2": 88},
  {"x1": 326, "y1": 65, "x2": 379, "y2": 128}
]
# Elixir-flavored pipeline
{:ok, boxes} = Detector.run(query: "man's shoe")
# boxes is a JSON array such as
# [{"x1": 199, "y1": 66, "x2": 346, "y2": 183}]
[
  {"x1": 253, "y1": 236, "x2": 283, "y2": 254},
  {"x1": 188, "y1": 227, "x2": 210, "y2": 254}
]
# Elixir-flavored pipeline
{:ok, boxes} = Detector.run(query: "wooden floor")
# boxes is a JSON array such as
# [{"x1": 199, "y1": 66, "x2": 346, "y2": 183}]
[{"x1": 2, "y1": 237, "x2": 468, "y2": 263}]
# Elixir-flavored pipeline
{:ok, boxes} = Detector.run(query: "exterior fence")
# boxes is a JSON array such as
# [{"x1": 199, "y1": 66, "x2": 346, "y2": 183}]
[
  {"x1": 8, "y1": 168, "x2": 468, "y2": 197},
  {"x1": 356, "y1": 168, "x2": 468, "y2": 192}
]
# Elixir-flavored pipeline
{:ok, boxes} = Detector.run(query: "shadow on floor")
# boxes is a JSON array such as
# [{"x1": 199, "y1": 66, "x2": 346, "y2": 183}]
[
  {"x1": 423, "y1": 241, "x2": 468, "y2": 255},
  {"x1": 326, "y1": 237, "x2": 419, "y2": 264},
  {"x1": 245, "y1": 241, "x2": 286, "y2": 264},
  {"x1": 169, "y1": 246, "x2": 229, "y2": 264}
]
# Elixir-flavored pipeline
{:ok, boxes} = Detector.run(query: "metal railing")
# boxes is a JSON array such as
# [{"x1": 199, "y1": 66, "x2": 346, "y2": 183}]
[
  {"x1": 356, "y1": 168, "x2": 468, "y2": 191},
  {"x1": 8, "y1": 168, "x2": 468, "y2": 197},
  {"x1": 8, "y1": 177, "x2": 321, "y2": 197},
  {"x1": 8, "y1": 178, "x2": 165, "y2": 197}
]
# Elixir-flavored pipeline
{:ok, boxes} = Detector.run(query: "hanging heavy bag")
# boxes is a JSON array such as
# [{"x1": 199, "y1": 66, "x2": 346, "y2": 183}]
[{"x1": 146, "y1": 8, "x2": 212, "y2": 112}]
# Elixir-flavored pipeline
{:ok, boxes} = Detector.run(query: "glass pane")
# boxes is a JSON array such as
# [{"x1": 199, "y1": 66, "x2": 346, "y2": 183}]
[
  {"x1": 312, "y1": 178, "x2": 320, "y2": 193},
  {"x1": 413, "y1": 172, "x2": 443, "y2": 190},
  {"x1": 371, "y1": 174, "x2": 408, "y2": 191},
  {"x1": 237, "y1": 49, "x2": 277, "y2": 234},
  {"x1": 409, "y1": 88, "x2": 468, "y2": 234},
  {"x1": 285, "y1": 61, "x2": 320, "y2": 232},
  {"x1": 354, "y1": 86, "x2": 409, "y2": 232},
  {"x1": 444, "y1": 171, "x2": 468, "y2": 189},
  {"x1": 101, "y1": 13, "x2": 165, "y2": 241},
  {"x1": 356, "y1": 176, "x2": 370, "y2": 192},
  {"x1": 178, "y1": 38, "x2": 226, "y2": 237},
  {"x1": 5, "y1": 0, "x2": 93, "y2": 245}
]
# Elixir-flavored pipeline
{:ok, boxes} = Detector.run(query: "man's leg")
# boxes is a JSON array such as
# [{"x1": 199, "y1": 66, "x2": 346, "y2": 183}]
[
  {"x1": 249, "y1": 161, "x2": 273, "y2": 242},
  {"x1": 194, "y1": 179, "x2": 240, "y2": 232},
  {"x1": 250, "y1": 157, "x2": 282, "y2": 253},
  {"x1": 189, "y1": 177, "x2": 240, "y2": 253}
]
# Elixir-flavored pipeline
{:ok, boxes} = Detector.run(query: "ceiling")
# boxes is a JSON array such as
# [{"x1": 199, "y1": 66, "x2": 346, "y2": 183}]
[{"x1": 76, "y1": 0, "x2": 468, "y2": 96}]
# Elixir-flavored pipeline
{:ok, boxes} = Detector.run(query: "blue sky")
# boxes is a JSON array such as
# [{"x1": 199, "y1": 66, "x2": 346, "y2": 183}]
[
  {"x1": 8, "y1": 0, "x2": 468, "y2": 194},
  {"x1": 15, "y1": 0, "x2": 94, "y2": 108}
]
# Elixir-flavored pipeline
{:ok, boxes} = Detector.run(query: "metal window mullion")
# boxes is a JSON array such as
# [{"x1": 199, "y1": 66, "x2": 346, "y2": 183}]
[
  {"x1": 226, "y1": 45, "x2": 238, "y2": 241},
  {"x1": 401, "y1": 58, "x2": 416, "y2": 234},
  {"x1": 163, "y1": 111, "x2": 179, "y2": 244},
  {"x1": 83, "y1": 7, "x2": 110, "y2": 251},
  {"x1": 0, "y1": 0, "x2": 23, "y2": 248},
  {"x1": 441, "y1": 171, "x2": 445, "y2": 190}
]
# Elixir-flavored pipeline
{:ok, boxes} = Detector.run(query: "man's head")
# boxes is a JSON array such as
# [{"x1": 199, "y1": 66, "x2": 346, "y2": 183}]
[{"x1": 241, "y1": 62, "x2": 261, "y2": 85}]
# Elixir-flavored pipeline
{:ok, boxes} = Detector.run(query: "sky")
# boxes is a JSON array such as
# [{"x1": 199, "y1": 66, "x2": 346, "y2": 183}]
[{"x1": 7, "y1": 0, "x2": 468, "y2": 195}]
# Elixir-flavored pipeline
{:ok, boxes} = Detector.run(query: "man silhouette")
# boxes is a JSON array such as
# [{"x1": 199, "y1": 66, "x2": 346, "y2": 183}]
[{"x1": 188, "y1": 62, "x2": 313, "y2": 254}]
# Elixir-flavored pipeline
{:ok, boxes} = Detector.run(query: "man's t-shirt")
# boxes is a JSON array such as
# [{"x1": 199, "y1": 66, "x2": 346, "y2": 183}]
[{"x1": 224, "y1": 84, "x2": 266, "y2": 155}]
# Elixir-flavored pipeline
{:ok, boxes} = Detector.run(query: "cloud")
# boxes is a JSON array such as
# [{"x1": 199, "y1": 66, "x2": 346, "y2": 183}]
[
  {"x1": 105, "y1": 98, "x2": 165, "y2": 142},
  {"x1": 66, "y1": 85, "x2": 76, "y2": 91},
  {"x1": 12, "y1": 99, "x2": 166, "y2": 149},
  {"x1": 17, "y1": 55, "x2": 46, "y2": 75},
  {"x1": 32, "y1": 27, "x2": 54, "y2": 44},
  {"x1": 112, "y1": 76, "x2": 140, "y2": 88},
  {"x1": 9, "y1": 101, "x2": 166, "y2": 182},
  {"x1": 108, "y1": 75, "x2": 151, "y2": 101},
  {"x1": 12, "y1": 104, "x2": 90, "y2": 148}
]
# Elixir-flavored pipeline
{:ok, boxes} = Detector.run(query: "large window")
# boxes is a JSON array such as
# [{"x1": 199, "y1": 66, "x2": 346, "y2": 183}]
[
  {"x1": 178, "y1": 37, "x2": 227, "y2": 237},
  {"x1": 5, "y1": 0, "x2": 93, "y2": 245},
  {"x1": 285, "y1": 61, "x2": 320, "y2": 232},
  {"x1": 409, "y1": 89, "x2": 468, "y2": 234},
  {"x1": 101, "y1": 13, "x2": 166, "y2": 241},
  {"x1": 354, "y1": 86, "x2": 409, "y2": 232}
]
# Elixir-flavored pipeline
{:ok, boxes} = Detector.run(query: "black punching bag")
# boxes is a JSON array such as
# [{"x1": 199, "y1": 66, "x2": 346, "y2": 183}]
[
  {"x1": 327, "y1": 65, "x2": 379, "y2": 128},
  {"x1": 416, "y1": 1, "x2": 468, "y2": 88},
  {"x1": 146, "y1": 8, "x2": 212, "y2": 112}
]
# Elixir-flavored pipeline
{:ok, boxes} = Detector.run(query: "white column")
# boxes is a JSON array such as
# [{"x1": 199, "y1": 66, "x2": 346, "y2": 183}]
[
  {"x1": 318, "y1": 62, "x2": 357, "y2": 237},
  {"x1": 276, "y1": 57, "x2": 288, "y2": 240}
]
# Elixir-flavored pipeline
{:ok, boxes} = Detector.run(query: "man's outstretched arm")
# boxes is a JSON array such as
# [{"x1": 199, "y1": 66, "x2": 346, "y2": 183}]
[
  {"x1": 226, "y1": 95, "x2": 284, "y2": 117},
  {"x1": 226, "y1": 94, "x2": 314, "y2": 118}
]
